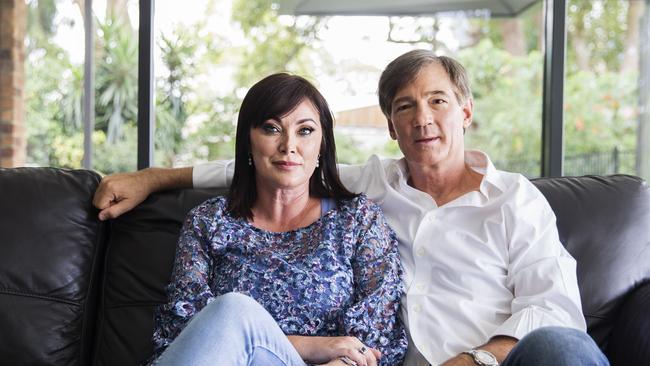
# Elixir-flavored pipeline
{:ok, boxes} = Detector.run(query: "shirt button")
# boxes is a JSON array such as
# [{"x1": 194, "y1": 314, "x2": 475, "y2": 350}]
[
  {"x1": 416, "y1": 247, "x2": 425, "y2": 257},
  {"x1": 413, "y1": 304, "x2": 421, "y2": 313},
  {"x1": 416, "y1": 283, "x2": 426, "y2": 291}
]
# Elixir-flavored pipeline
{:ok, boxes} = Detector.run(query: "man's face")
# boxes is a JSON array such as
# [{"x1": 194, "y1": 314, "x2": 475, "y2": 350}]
[{"x1": 388, "y1": 62, "x2": 472, "y2": 168}]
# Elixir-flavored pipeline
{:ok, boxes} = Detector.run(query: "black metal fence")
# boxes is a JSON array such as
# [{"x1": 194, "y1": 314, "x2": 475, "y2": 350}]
[{"x1": 498, "y1": 148, "x2": 637, "y2": 177}]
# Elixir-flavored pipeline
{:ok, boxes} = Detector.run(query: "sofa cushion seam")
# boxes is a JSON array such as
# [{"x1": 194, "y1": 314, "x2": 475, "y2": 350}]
[{"x1": 0, "y1": 289, "x2": 81, "y2": 306}]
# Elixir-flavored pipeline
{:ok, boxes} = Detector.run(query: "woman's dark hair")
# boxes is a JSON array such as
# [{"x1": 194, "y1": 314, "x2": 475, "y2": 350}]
[{"x1": 227, "y1": 73, "x2": 356, "y2": 220}]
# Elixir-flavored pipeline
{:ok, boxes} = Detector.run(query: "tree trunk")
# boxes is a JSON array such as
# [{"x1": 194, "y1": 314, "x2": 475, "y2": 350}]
[
  {"x1": 621, "y1": 0, "x2": 645, "y2": 74},
  {"x1": 571, "y1": 35, "x2": 591, "y2": 71},
  {"x1": 499, "y1": 19, "x2": 526, "y2": 56},
  {"x1": 107, "y1": 0, "x2": 131, "y2": 26}
]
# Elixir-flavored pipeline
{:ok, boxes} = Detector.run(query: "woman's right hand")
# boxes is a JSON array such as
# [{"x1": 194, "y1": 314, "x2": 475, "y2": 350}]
[{"x1": 287, "y1": 335, "x2": 381, "y2": 366}]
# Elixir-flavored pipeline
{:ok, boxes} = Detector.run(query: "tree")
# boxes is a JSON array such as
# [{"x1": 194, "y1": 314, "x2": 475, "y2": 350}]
[{"x1": 231, "y1": 0, "x2": 325, "y2": 88}]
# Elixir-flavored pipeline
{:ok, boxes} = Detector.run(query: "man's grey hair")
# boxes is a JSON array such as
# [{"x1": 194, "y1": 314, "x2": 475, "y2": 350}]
[{"x1": 378, "y1": 49, "x2": 473, "y2": 119}]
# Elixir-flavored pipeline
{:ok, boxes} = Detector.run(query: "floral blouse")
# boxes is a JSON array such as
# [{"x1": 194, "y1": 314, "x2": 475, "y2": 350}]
[{"x1": 151, "y1": 194, "x2": 407, "y2": 365}]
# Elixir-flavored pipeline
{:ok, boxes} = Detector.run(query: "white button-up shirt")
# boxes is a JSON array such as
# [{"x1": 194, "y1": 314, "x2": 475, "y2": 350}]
[{"x1": 193, "y1": 151, "x2": 586, "y2": 366}]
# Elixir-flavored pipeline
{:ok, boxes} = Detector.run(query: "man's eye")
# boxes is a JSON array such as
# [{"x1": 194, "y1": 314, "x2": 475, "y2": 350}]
[
  {"x1": 298, "y1": 127, "x2": 314, "y2": 136},
  {"x1": 396, "y1": 104, "x2": 411, "y2": 112}
]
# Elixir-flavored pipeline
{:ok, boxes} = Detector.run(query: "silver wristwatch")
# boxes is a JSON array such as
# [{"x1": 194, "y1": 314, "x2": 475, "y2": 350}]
[{"x1": 462, "y1": 349, "x2": 499, "y2": 366}]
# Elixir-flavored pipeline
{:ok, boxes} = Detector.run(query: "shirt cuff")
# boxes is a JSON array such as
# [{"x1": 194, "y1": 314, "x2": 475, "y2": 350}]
[
  {"x1": 490, "y1": 307, "x2": 553, "y2": 341},
  {"x1": 192, "y1": 160, "x2": 234, "y2": 188}
]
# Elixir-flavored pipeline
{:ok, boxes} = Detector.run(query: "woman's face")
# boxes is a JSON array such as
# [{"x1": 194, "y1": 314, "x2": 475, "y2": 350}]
[{"x1": 249, "y1": 99, "x2": 323, "y2": 191}]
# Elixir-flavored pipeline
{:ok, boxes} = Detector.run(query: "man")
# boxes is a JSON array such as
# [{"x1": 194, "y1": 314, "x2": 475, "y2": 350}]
[{"x1": 94, "y1": 50, "x2": 608, "y2": 366}]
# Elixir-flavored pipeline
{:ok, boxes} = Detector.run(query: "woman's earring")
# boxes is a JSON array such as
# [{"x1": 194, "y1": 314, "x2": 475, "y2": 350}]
[
  {"x1": 248, "y1": 154, "x2": 252, "y2": 166},
  {"x1": 316, "y1": 154, "x2": 320, "y2": 168}
]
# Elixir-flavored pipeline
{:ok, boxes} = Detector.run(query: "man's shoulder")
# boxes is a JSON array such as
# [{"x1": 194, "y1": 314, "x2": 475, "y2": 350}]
[
  {"x1": 490, "y1": 169, "x2": 554, "y2": 219},
  {"x1": 339, "y1": 155, "x2": 402, "y2": 192}
]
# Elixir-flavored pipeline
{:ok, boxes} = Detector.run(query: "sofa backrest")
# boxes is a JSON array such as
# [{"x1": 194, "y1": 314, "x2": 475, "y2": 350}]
[
  {"x1": 93, "y1": 174, "x2": 650, "y2": 365},
  {"x1": 2, "y1": 168, "x2": 648, "y2": 365},
  {"x1": 92, "y1": 187, "x2": 223, "y2": 365},
  {"x1": 0, "y1": 168, "x2": 106, "y2": 365},
  {"x1": 532, "y1": 174, "x2": 650, "y2": 350}
]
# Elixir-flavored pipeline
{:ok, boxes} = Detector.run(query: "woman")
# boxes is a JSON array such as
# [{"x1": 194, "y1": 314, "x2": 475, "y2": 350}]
[{"x1": 150, "y1": 73, "x2": 407, "y2": 366}]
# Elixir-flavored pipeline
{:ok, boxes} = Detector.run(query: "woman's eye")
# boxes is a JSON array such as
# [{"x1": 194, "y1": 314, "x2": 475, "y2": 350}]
[
  {"x1": 298, "y1": 127, "x2": 314, "y2": 136},
  {"x1": 261, "y1": 124, "x2": 280, "y2": 134},
  {"x1": 431, "y1": 99, "x2": 446, "y2": 105}
]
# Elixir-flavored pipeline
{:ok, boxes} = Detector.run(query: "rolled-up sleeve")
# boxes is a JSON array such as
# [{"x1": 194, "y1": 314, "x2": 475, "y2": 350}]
[
  {"x1": 192, "y1": 160, "x2": 235, "y2": 188},
  {"x1": 492, "y1": 188, "x2": 586, "y2": 340}
]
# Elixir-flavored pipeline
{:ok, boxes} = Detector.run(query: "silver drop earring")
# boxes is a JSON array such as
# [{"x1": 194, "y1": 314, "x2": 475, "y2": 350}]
[
  {"x1": 316, "y1": 154, "x2": 320, "y2": 168},
  {"x1": 248, "y1": 154, "x2": 252, "y2": 166}
]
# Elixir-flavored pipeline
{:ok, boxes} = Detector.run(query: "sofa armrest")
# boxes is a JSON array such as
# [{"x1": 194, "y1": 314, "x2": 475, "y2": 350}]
[{"x1": 606, "y1": 281, "x2": 650, "y2": 365}]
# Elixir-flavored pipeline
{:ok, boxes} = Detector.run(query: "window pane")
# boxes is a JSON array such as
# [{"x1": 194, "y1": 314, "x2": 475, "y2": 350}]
[
  {"x1": 25, "y1": 0, "x2": 86, "y2": 168},
  {"x1": 564, "y1": 0, "x2": 649, "y2": 179},
  {"x1": 24, "y1": 0, "x2": 139, "y2": 174},
  {"x1": 153, "y1": 1, "x2": 544, "y2": 177},
  {"x1": 91, "y1": 0, "x2": 139, "y2": 174}
]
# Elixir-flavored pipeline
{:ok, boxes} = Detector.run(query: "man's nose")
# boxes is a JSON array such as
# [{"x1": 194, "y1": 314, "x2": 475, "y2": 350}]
[{"x1": 413, "y1": 103, "x2": 433, "y2": 127}]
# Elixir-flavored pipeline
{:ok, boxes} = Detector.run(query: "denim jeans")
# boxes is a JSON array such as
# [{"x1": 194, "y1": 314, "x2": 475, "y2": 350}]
[
  {"x1": 155, "y1": 292, "x2": 307, "y2": 366},
  {"x1": 501, "y1": 326, "x2": 610, "y2": 366}
]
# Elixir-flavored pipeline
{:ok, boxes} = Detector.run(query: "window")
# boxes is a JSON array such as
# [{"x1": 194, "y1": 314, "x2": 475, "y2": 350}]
[
  {"x1": 564, "y1": 0, "x2": 648, "y2": 177},
  {"x1": 152, "y1": 0, "x2": 545, "y2": 177},
  {"x1": 25, "y1": 0, "x2": 139, "y2": 174}
]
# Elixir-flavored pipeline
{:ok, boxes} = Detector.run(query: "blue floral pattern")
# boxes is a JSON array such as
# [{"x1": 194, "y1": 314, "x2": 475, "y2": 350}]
[{"x1": 152, "y1": 194, "x2": 407, "y2": 365}]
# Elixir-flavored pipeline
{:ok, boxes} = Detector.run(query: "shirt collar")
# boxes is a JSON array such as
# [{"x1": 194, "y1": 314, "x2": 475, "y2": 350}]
[
  {"x1": 386, "y1": 150, "x2": 507, "y2": 200},
  {"x1": 465, "y1": 150, "x2": 507, "y2": 198}
]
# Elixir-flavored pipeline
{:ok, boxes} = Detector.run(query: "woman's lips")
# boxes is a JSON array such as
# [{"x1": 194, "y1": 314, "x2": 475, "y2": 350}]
[{"x1": 273, "y1": 161, "x2": 301, "y2": 169}]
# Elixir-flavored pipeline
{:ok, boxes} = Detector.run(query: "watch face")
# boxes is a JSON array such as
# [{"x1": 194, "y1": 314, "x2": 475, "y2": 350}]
[{"x1": 475, "y1": 350, "x2": 497, "y2": 364}]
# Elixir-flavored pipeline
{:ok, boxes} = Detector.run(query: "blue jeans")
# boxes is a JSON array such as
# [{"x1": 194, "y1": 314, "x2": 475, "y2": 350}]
[
  {"x1": 501, "y1": 326, "x2": 610, "y2": 366},
  {"x1": 155, "y1": 292, "x2": 307, "y2": 366}
]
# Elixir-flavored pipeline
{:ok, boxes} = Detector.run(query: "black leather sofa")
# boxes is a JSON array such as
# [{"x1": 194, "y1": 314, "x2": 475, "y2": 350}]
[{"x1": 1, "y1": 167, "x2": 649, "y2": 366}]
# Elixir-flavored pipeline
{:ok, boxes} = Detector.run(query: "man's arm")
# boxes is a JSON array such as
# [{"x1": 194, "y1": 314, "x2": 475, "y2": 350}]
[
  {"x1": 93, "y1": 167, "x2": 193, "y2": 220},
  {"x1": 93, "y1": 160, "x2": 235, "y2": 220},
  {"x1": 92, "y1": 157, "x2": 371, "y2": 220},
  {"x1": 441, "y1": 336, "x2": 517, "y2": 366}
]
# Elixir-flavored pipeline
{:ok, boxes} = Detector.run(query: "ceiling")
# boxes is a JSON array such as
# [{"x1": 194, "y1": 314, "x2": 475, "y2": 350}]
[{"x1": 276, "y1": 0, "x2": 540, "y2": 17}]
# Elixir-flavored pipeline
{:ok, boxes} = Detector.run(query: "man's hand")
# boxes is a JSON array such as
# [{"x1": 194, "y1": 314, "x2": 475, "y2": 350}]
[
  {"x1": 93, "y1": 167, "x2": 193, "y2": 220},
  {"x1": 288, "y1": 335, "x2": 381, "y2": 366},
  {"x1": 441, "y1": 336, "x2": 517, "y2": 366},
  {"x1": 93, "y1": 170, "x2": 153, "y2": 220}
]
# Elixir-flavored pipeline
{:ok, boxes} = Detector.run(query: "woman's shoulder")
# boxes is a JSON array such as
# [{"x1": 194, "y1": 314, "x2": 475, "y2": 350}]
[
  {"x1": 335, "y1": 193, "x2": 383, "y2": 218},
  {"x1": 187, "y1": 195, "x2": 229, "y2": 222}
]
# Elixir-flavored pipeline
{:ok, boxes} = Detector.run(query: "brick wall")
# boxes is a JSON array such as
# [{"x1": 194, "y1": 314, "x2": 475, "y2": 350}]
[{"x1": 0, "y1": 0, "x2": 26, "y2": 168}]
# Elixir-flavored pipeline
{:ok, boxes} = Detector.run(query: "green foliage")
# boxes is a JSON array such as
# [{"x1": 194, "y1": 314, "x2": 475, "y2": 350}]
[
  {"x1": 564, "y1": 70, "x2": 638, "y2": 154},
  {"x1": 457, "y1": 39, "x2": 542, "y2": 175},
  {"x1": 333, "y1": 133, "x2": 370, "y2": 165},
  {"x1": 24, "y1": 0, "x2": 642, "y2": 178},
  {"x1": 26, "y1": 0, "x2": 57, "y2": 42},
  {"x1": 93, "y1": 127, "x2": 138, "y2": 174},
  {"x1": 24, "y1": 24, "x2": 78, "y2": 166},
  {"x1": 231, "y1": 0, "x2": 324, "y2": 88},
  {"x1": 456, "y1": 37, "x2": 637, "y2": 176},
  {"x1": 566, "y1": 0, "x2": 630, "y2": 72},
  {"x1": 95, "y1": 17, "x2": 138, "y2": 143}
]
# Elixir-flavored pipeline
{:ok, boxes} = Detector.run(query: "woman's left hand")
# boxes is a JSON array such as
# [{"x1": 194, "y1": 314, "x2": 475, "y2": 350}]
[
  {"x1": 287, "y1": 335, "x2": 381, "y2": 366},
  {"x1": 317, "y1": 357, "x2": 358, "y2": 366}
]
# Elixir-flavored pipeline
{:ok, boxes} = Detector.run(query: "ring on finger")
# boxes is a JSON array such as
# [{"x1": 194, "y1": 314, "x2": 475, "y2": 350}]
[
  {"x1": 358, "y1": 346, "x2": 367, "y2": 354},
  {"x1": 339, "y1": 356, "x2": 358, "y2": 366}
]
